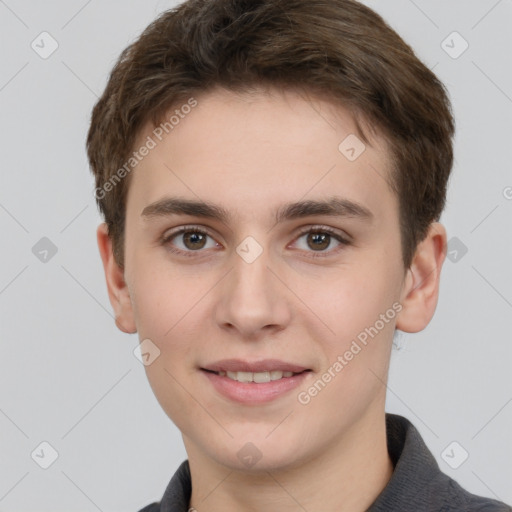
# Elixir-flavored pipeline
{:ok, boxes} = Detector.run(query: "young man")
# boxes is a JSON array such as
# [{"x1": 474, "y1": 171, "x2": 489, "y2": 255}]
[{"x1": 87, "y1": 0, "x2": 511, "y2": 510}]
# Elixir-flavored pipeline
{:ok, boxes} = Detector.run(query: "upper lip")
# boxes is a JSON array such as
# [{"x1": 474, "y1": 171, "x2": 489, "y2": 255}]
[{"x1": 202, "y1": 359, "x2": 309, "y2": 373}]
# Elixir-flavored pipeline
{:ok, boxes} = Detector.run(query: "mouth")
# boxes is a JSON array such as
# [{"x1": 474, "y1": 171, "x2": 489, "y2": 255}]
[
  {"x1": 201, "y1": 368, "x2": 310, "y2": 383},
  {"x1": 199, "y1": 359, "x2": 312, "y2": 404}
]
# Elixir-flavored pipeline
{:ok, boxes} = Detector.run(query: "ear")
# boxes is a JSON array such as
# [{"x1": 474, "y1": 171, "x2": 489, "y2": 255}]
[
  {"x1": 96, "y1": 223, "x2": 137, "y2": 334},
  {"x1": 395, "y1": 222, "x2": 447, "y2": 333}
]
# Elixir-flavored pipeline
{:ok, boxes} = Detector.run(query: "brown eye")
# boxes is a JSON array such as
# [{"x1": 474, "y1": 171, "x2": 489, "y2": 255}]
[
  {"x1": 306, "y1": 232, "x2": 331, "y2": 251},
  {"x1": 182, "y1": 231, "x2": 207, "y2": 250},
  {"x1": 162, "y1": 226, "x2": 219, "y2": 256},
  {"x1": 293, "y1": 226, "x2": 350, "y2": 258}
]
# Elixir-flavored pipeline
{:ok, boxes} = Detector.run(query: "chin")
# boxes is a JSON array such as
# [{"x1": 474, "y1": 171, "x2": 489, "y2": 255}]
[{"x1": 207, "y1": 435, "x2": 306, "y2": 473}]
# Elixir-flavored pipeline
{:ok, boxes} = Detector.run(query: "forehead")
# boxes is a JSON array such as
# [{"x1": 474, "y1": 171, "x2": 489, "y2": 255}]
[{"x1": 126, "y1": 86, "x2": 396, "y2": 225}]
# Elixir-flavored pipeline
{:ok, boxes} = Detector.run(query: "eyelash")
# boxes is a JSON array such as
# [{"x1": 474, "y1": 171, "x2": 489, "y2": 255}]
[{"x1": 160, "y1": 224, "x2": 351, "y2": 259}]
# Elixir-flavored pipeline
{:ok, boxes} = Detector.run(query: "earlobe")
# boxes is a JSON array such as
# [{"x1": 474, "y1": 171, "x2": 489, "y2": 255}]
[
  {"x1": 96, "y1": 223, "x2": 137, "y2": 334},
  {"x1": 395, "y1": 222, "x2": 447, "y2": 333}
]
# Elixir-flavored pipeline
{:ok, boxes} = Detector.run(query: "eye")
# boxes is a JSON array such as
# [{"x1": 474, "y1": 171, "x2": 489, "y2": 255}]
[
  {"x1": 160, "y1": 224, "x2": 351, "y2": 259},
  {"x1": 292, "y1": 226, "x2": 350, "y2": 257},
  {"x1": 161, "y1": 226, "x2": 220, "y2": 257}
]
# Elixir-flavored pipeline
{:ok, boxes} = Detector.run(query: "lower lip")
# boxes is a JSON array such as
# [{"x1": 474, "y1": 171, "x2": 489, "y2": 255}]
[{"x1": 201, "y1": 369, "x2": 311, "y2": 404}]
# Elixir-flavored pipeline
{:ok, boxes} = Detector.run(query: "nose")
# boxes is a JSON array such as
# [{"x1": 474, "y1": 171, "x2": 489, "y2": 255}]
[{"x1": 214, "y1": 244, "x2": 292, "y2": 340}]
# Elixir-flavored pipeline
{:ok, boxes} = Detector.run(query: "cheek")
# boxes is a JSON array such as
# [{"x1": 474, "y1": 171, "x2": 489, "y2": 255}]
[
  {"x1": 301, "y1": 262, "x2": 399, "y2": 347},
  {"x1": 130, "y1": 257, "x2": 214, "y2": 395},
  {"x1": 293, "y1": 272, "x2": 396, "y2": 425},
  {"x1": 134, "y1": 268, "x2": 209, "y2": 428},
  {"x1": 129, "y1": 251, "x2": 208, "y2": 339},
  {"x1": 143, "y1": 358, "x2": 202, "y2": 435}
]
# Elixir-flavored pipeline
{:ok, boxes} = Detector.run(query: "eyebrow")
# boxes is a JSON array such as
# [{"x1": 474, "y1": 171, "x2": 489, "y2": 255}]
[{"x1": 141, "y1": 196, "x2": 373, "y2": 224}]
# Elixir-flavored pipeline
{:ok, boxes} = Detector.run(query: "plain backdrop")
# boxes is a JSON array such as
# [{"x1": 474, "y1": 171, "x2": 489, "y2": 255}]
[{"x1": 0, "y1": 0, "x2": 511, "y2": 510}]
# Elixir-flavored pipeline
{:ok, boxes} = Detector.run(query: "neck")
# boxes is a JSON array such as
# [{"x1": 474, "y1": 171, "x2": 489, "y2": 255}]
[{"x1": 186, "y1": 410, "x2": 393, "y2": 512}]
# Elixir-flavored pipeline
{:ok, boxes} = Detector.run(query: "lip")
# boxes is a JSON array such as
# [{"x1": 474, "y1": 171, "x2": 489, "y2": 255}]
[
  {"x1": 202, "y1": 358, "x2": 309, "y2": 373},
  {"x1": 201, "y1": 368, "x2": 311, "y2": 404}
]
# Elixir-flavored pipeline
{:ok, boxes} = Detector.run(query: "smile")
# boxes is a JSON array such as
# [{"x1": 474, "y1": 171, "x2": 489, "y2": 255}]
[
  {"x1": 206, "y1": 369, "x2": 305, "y2": 383},
  {"x1": 200, "y1": 368, "x2": 311, "y2": 404}
]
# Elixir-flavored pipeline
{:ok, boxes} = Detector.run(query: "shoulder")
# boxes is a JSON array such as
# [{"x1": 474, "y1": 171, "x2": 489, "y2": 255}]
[
  {"x1": 440, "y1": 477, "x2": 512, "y2": 512},
  {"x1": 375, "y1": 414, "x2": 512, "y2": 512}
]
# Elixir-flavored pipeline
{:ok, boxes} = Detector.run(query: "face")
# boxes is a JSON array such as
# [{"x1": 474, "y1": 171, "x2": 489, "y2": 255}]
[{"x1": 119, "y1": 86, "x2": 409, "y2": 471}]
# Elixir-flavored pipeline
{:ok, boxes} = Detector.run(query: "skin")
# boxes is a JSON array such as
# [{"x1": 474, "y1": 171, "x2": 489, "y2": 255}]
[{"x1": 97, "y1": 85, "x2": 447, "y2": 512}]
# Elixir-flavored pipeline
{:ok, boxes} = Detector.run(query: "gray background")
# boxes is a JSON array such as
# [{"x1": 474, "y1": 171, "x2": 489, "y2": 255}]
[{"x1": 0, "y1": 0, "x2": 511, "y2": 510}]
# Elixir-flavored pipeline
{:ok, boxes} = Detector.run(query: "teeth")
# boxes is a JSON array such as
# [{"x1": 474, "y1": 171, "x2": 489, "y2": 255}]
[{"x1": 220, "y1": 370, "x2": 297, "y2": 382}]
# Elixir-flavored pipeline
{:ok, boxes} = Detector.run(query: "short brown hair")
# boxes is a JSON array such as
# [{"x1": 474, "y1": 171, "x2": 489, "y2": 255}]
[{"x1": 86, "y1": 0, "x2": 454, "y2": 269}]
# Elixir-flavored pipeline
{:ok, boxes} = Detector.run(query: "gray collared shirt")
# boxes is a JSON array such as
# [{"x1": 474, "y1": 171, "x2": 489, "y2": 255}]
[{"x1": 138, "y1": 413, "x2": 511, "y2": 512}]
